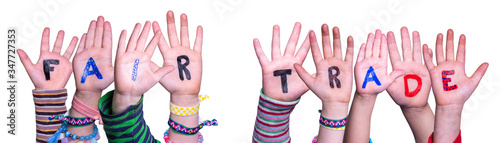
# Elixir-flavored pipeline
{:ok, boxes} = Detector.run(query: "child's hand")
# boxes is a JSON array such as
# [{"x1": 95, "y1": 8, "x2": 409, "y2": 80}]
[
  {"x1": 113, "y1": 22, "x2": 174, "y2": 112},
  {"x1": 386, "y1": 27, "x2": 431, "y2": 109},
  {"x1": 254, "y1": 22, "x2": 311, "y2": 102},
  {"x1": 354, "y1": 30, "x2": 405, "y2": 96},
  {"x1": 294, "y1": 25, "x2": 353, "y2": 105},
  {"x1": 423, "y1": 29, "x2": 488, "y2": 107},
  {"x1": 73, "y1": 16, "x2": 114, "y2": 94},
  {"x1": 153, "y1": 11, "x2": 203, "y2": 97},
  {"x1": 18, "y1": 28, "x2": 78, "y2": 90}
]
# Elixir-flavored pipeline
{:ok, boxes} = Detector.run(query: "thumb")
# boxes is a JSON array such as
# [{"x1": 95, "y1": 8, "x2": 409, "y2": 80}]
[
  {"x1": 471, "y1": 62, "x2": 489, "y2": 84},
  {"x1": 387, "y1": 69, "x2": 406, "y2": 84},
  {"x1": 293, "y1": 63, "x2": 314, "y2": 88},
  {"x1": 153, "y1": 65, "x2": 174, "y2": 81},
  {"x1": 17, "y1": 49, "x2": 34, "y2": 70}
]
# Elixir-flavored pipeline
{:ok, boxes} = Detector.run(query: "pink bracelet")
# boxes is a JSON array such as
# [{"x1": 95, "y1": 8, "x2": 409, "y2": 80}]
[{"x1": 72, "y1": 96, "x2": 102, "y2": 124}]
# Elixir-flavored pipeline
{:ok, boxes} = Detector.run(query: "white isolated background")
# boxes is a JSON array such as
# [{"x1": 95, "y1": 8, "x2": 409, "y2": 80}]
[{"x1": 1, "y1": 0, "x2": 499, "y2": 142}]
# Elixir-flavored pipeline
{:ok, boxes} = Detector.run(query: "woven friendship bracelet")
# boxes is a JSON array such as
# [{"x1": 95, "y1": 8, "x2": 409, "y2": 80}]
[
  {"x1": 170, "y1": 95, "x2": 209, "y2": 116},
  {"x1": 168, "y1": 118, "x2": 218, "y2": 135},
  {"x1": 318, "y1": 110, "x2": 347, "y2": 130},
  {"x1": 49, "y1": 114, "x2": 95, "y2": 127}
]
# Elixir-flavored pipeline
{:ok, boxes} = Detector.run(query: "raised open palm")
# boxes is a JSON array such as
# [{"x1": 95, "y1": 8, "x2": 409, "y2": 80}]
[
  {"x1": 294, "y1": 25, "x2": 353, "y2": 104},
  {"x1": 423, "y1": 29, "x2": 488, "y2": 106},
  {"x1": 254, "y1": 22, "x2": 311, "y2": 102},
  {"x1": 73, "y1": 16, "x2": 114, "y2": 93},
  {"x1": 18, "y1": 28, "x2": 77, "y2": 90},
  {"x1": 354, "y1": 30, "x2": 405, "y2": 96},
  {"x1": 152, "y1": 11, "x2": 203, "y2": 96},
  {"x1": 386, "y1": 27, "x2": 431, "y2": 108}
]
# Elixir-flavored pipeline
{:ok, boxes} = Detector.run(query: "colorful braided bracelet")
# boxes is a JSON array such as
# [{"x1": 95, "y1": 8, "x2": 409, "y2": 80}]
[
  {"x1": 49, "y1": 114, "x2": 95, "y2": 127},
  {"x1": 318, "y1": 110, "x2": 347, "y2": 130},
  {"x1": 168, "y1": 118, "x2": 218, "y2": 135}
]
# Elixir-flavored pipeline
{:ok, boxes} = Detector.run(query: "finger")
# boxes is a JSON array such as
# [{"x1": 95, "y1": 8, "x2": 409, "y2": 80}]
[
  {"x1": 166, "y1": 10, "x2": 180, "y2": 47},
  {"x1": 412, "y1": 31, "x2": 422, "y2": 63},
  {"x1": 446, "y1": 29, "x2": 455, "y2": 61},
  {"x1": 357, "y1": 43, "x2": 366, "y2": 63},
  {"x1": 193, "y1": 26, "x2": 203, "y2": 54},
  {"x1": 76, "y1": 33, "x2": 87, "y2": 54},
  {"x1": 271, "y1": 25, "x2": 281, "y2": 60},
  {"x1": 309, "y1": 31, "x2": 322, "y2": 67},
  {"x1": 153, "y1": 21, "x2": 170, "y2": 59},
  {"x1": 145, "y1": 30, "x2": 162, "y2": 57},
  {"x1": 471, "y1": 63, "x2": 489, "y2": 84},
  {"x1": 345, "y1": 36, "x2": 354, "y2": 64},
  {"x1": 423, "y1": 44, "x2": 435, "y2": 70},
  {"x1": 435, "y1": 33, "x2": 445, "y2": 64},
  {"x1": 365, "y1": 33, "x2": 374, "y2": 58},
  {"x1": 94, "y1": 16, "x2": 104, "y2": 48},
  {"x1": 85, "y1": 20, "x2": 96, "y2": 49},
  {"x1": 401, "y1": 27, "x2": 412, "y2": 61},
  {"x1": 126, "y1": 23, "x2": 142, "y2": 52},
  {"x1": 284, "y1": 22, "x2": 301, "y2": 57},
  {"x1": 253, "y1": 38, "x2": 270, "y2": 66},
  {"x1": 380, "y1": 34, "x2": 388, "y2": 62},
  {"x1": 387, "y1": 69, "x2": 406, "y2": 84},
  {"x1": 333, "y1": 26, "x2": 343, "y2": 59},
  {"x1": 180, "y1": 13, "x2": 191, "y2": 47},
  {"x1": 153, "y1": 65, "x2": 175, "y2": 81},
  {"x1": 63, "y1": 36, "x2": 78, "y2": 60},
  {"x1": 136, "y1": 21, "x2": 151, "y2": 52},
  {"x1": 456, "y1": 34, "x2": 466, "y2": 63},
  {"x1": 103, "y1": 21, "x2": 113, "y2": 50},
  {"x1": 387, "y1": 31, "x2": 401, "y2": 66},
  {"x1": 372, "y1": 30, "x2": 381, "y2": 58},
  {"x1": 321, "y1": 24, "x2": 332, "y2": 58},
  {"x1": 52, "y1": 30, "x2": 65, "y2": 54},
  {"x1": 294, "y1": 63, "x2": 315, "y2": 88},
  {"x1": 116, "y1": 30, "x2": 127, "y2": 57},
  {"x1": 40, "y1": 27, "x2": 50, "y2": 51},
  {"x1": 295, "y1": 33, "x2": 310, "y2": 64},
  {"x1": 17, "y1": 49, "x2": 34, "y2": 70}
]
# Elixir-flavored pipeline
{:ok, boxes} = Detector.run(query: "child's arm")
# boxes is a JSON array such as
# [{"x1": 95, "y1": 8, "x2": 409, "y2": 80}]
[
  {"x1": 100, "y1": 22, "x2": 173, "y2": 142},
  {"x1": 152, "y1": 11, "x2": 205, "y2": 143},
  {"x1": 252, "y1": 22, "x2": 310, "y2": 142},
  {"x1": 294, "y1": 25, "x2": 353, "y2": 143},
  {"x1": 386, "y1": 27, "x2": 434, "y2": 143},
  {"x1": 18, "y1": 28, "x2": 78, "y2": 143},
  {"x1": 422, "y1": 29, "x2": 488, "y2": 142},
  {"x1": 344, "y1": 30, "x2": 405, "y2": 143},
  {"x1": 65, "y1": 16, "x2": 115, "y2": 139}
]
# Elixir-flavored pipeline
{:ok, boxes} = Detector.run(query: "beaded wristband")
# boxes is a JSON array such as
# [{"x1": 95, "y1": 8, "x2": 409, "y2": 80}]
[
  {"x1": 318, "y1": 110, "x2": 347, "y2": 130},
  {"x1": 170, "y1": 95, "x2": 209, "y2": 116},
  {"x1": 168, "y1": 118, "x2": 218, "y2": 135},
  {"x1": 164, "y1": 129, "x2": 204, "y2": 143},
  {"x1": 47, "y1": 122, "x2": 100, "y2": 143}
]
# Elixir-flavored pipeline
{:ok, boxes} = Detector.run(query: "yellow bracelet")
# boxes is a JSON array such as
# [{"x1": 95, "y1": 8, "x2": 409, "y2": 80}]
[{"x1": 170, "y1": 95, "x2": 209, "y2": 116}]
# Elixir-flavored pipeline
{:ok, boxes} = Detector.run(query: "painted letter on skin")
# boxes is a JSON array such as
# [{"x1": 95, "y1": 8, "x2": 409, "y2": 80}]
[
  {"x1": 362, "y1": 66, "x2": 381, "y2": 88},
  {"x1": 177, "y1": 55, "x2": 191, "y2": 81},
  {"x1": 43, "y1": 59, "x2": 59, "y2": 80},
  {"x1": 328, "y1": 66, "x2": 341, "y2": 88},
  {"x1": 132, "y1": 59, "x2": 139, "y2": 81},
  {"x1": 81, "y1": 57, "x2": 103, "y2": 83},
  {"x1": 442, "y1": 70, "x2": 457, "y2": 91},
  {"x1": 404, "y1": 74, "x2": 422, "y2": 97},
  {"x1": 274, "y1": 69, "x2": 292, "y2": 93}
]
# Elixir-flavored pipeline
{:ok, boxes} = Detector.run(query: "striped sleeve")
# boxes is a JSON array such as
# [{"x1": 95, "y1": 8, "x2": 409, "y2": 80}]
[
  {"x1": 252, "y1": 90, "x2": 300, "y2": 143},
  {"x1": 98, "y1": 90, "x2": 160, "y2": 143},
  {"x1": 33, "y1": 89, "x2": 68, "y2": 143}
]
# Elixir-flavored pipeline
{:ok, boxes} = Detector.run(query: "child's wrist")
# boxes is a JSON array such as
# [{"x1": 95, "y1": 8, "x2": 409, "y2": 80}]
[
  {"x1": 35, "y1": 85, "x2": 65, "y2": 90},
  {"x1": 401, "y1": 103, "x2": 431, "y2": 113},
  {"x1": 74, "y1": 90, "x2": 102, "y2": 109},
  {"x1": 111, "y1": 91, "x2": 142, "y2": 114},
  {"x1": 170, "y1": 94, "x2": 199, "y2": 107},
  {"x1": 436, "y1": 104, "x2": 463, "y2": 116},
  {"x1": 321, "y1": 102, "x2": 349, "y2": 119}
]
